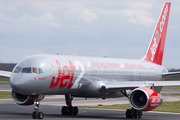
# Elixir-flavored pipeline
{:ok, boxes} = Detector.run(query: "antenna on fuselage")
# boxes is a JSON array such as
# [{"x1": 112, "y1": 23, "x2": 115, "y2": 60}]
[{"x1": 103, "y1": 56, "x2": 109, "y2": 58}]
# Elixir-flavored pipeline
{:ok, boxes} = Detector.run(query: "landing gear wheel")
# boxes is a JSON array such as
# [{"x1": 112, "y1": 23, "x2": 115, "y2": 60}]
[
  {"x1": 32, "y1": 95, "x2": 44, "y2": 119},
  {"x1": 126, "y1": 109, "x2": 133, "y2": 118},
  {"x1": 61, "y1": 106, "x2": 78, "y2": 115},
  {"x1": 126, "y1": 108, "x2": 142, "y2": 119},
  {"x1": 62, "y1": 94, "x2": 79, "y2": 116},
  {"x1": 37, "y1": 112, "x2": 44, "y2": 119},
  {"x1": 133, "y1": 110, "x2": 138, "y2": 118},
  {"x1": 32, "y1": 111, "x2": 37, "y2": 119},
  {"x1": 61, "y1": 106, "x2": 67, "y2": 115},
  {"x1": 69, "y1": 106, "x2": 73, "y2": 115},
  {"x1": 138, "y1": 111, "x2": 142, "y2": 118},
  {"x1": 73, "y1": 106, "x2": 78, "y2": 115}
]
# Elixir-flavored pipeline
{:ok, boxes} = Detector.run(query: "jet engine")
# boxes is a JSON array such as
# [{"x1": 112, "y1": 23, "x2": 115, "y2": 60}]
[
  {"x1": 11, "y1": 90, "x2": 44, "y2": 105},
  {"x1": 129, "y1": 88, "x2": 162, "y2": 111}
]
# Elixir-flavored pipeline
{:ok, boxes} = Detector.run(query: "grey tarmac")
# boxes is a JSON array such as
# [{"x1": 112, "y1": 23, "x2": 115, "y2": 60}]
[
  {"x1": 0, "y1": 84, "x2": 180, "y2": 120},
  {"x1": 0, "y1": 103, "x2": 180, "y2": 120}
]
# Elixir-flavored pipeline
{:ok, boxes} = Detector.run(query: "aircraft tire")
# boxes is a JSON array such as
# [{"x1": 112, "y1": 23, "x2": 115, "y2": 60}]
[
  {"x1": 37, "y1": 112, "x2": 44, "y2": 119},
  {"x1": 126, "y1": 109, "x2": 133, "y2": 118},
  {"x1": 133, "y1": 110, "x2": 138, "y2": 118},
  {"x1": 138, "y1": 111, "x2": 142, "y2": 118},
  {"x1": 61, "y1": 106, "x2": 67, "y2": 115},
  {"x1": 73, "y1": 106, "x2": 78, "y2": 115},
  {"x1": 32, "y1": 111, "x2": 37, "y2": 119}
]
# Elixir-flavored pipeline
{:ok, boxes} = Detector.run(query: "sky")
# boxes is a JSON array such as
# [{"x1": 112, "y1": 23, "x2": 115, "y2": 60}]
[{"x1": 0, "y1": 0, "x2": 180, "y2": 69}]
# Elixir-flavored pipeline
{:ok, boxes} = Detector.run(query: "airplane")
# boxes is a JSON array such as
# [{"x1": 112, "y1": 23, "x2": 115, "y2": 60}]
[{"x1": 0, "y1": 1, "x2": 180, "y2": 119}]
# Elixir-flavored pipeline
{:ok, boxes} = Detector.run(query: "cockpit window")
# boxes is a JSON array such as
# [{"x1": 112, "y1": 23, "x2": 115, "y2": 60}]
[
  {"x1": 38, "y1": 68, "x2": 43, "y2": 74},
  {"x1": 14, "y1": 67, "x2": 22, "y2": 73},
  {"x1": 32, "y1": 67, "x2": 43, "y2": 74},
  {"x1": 33, "y1": 67, "x2": 38, "y2": 74},
  {"x1": 22, "y1": 67, "x2": 32, "y2": 73},
  {"x1": 13, "y1": 67, "x2": 43, "y2": 74}
]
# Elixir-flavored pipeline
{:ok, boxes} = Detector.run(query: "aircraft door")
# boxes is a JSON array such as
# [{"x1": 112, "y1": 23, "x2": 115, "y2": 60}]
[{"x1": 47, "y1": 59, "x2": 56, "y2": 80}]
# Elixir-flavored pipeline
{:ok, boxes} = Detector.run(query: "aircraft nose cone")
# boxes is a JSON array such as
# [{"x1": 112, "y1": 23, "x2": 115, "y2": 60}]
[
  {"x1": 10, "y1": 73, "x2": 48, "y2": 95},
  {"x1": 10, "y1": 73, "x2": 31, "y2": 94}
]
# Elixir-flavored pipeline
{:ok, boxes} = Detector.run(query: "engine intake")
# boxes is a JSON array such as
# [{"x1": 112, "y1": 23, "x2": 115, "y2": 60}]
[
  {"x1": 129, "y1": 88, "x2": 162, "y2": 111},
  {"x1": 11, "y1": 90, "x2": 44, "y2": 105}
]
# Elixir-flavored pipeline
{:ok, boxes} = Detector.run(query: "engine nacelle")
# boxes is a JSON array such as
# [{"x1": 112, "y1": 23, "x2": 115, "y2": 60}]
[
  {"x1": 129, "y1": 88, "x2": 162, "y2": 111},
  {"x1": 11, "y1": 90, "x2": 44, "y2": 106}
]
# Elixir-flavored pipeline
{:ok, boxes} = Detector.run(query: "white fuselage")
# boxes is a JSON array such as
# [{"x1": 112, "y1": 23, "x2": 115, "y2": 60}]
[{"x1": 10, "y1": 54, "x2": 168, "y2": 98}]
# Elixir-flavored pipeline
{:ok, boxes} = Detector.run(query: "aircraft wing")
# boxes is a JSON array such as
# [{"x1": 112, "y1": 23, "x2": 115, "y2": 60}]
[
  {"x1": 162, "y1": 72, "x2": 180, "y2": 81},
  {"x1": 0, "y1": 70, "x2": 11, "y2": 77},
  {"x1": 162, "y1": 72, "x2": 180, "y2": 76},
  {"x1": 100, "y1": 81, "x2": 180, "y2": 91}
]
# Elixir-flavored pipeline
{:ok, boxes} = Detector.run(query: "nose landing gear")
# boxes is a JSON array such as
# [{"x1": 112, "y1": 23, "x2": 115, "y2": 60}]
[{"x1": 32, "y1": 95, "x2": 44, "y2": 119}]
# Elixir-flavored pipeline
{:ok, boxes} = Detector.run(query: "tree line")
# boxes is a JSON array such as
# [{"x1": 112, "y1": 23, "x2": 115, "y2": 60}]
[{"x1": 0, "y1": 63, "x2": 17, "y2": 72}]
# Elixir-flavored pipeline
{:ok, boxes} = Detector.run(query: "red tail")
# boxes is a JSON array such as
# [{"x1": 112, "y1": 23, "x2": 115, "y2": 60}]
[{"x1": 143, "y1": 2, "x2": 171, "y2": 65}]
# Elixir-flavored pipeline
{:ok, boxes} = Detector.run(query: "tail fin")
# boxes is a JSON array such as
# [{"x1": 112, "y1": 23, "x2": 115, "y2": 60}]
[{"x1": 143, "y1": 2, "x2": 171, "y2": 65}]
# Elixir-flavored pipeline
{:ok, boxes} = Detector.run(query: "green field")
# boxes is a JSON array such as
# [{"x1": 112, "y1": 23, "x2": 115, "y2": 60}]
[
  {"x1": 164, "y1": 86, "x2": 180, "y2": 89},
  {"x1": 161, "y1": 93, "x2": 180, "y2": 96},
  {"x1": 0, "y1": 92, "x2": 11, "y2": 99},
  {"x1": 80, "y1": 101, "x2": 180, "y2": 113},
  {"x1": 0, "y1": 77, "x2": 10, "y2": 84}
]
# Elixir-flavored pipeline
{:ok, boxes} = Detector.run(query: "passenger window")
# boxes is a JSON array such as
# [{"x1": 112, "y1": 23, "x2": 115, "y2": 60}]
[
  {"x1": 38, "y1": 68, "x2": 43, "y2": 74},
  {"x1": 22, "y1": 68, "x2": 32, "y2": 73},
  {"x1": 33, "y1": 67, "x2": 38, "y2": 74},
  {"x1": 14, "y1": 67, "x2": 22, "y2": 73}
]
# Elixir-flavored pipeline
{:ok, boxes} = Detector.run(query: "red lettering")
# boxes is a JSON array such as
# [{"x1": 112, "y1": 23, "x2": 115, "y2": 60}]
[
  {"x1": 124, "y1": 63, "x2": 145, "y2": 69},
  {"x1": 59, "y1": 65, "x2": 70, "y2": 89},
  {"x1": 50, "y1": 60, "x2": 75, "y2": 89},
  {"x1": 68, "y1": 60, "x2": 75, "y2": 89},
  {"x1": 50, "y1": 60, "x2": 62, "y2": 88}
]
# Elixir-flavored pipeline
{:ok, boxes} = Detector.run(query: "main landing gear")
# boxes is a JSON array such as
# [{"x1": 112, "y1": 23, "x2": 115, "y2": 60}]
[
  {"x1": 126, "y1": 108, "x2": 142, "y2": 118},
  {"x1": 61, "y1": 94, "x2": 78, "y2": 115},
  {"x1": 121, "y1": 90, "x2": 142, "y2": 119},
  {"x1": 32, "y1": 95, "x2": 44, "y2": 119}
]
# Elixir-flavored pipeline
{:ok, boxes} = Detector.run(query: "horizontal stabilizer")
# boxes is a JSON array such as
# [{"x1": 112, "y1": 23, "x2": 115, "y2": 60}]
[{"x1": 162, "y1": 72, "x2": 180, "y2": 76}]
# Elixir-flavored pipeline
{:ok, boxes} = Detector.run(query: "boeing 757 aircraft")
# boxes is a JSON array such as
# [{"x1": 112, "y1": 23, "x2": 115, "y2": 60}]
[{"x1": 0, "y1": 1, "x2": 180, "y2": 119}]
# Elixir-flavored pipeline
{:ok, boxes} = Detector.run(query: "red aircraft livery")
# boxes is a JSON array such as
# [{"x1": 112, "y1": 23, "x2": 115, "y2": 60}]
[
  {"x1": 2, "y1": 2, "x2": 180, "y2": 119},
  {"x1": 50, "y1": 60, "x2": 75, "y2": 89}
]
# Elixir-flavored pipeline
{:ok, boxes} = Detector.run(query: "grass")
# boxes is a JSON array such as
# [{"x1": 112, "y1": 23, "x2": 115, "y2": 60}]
[
  {"x1": 161, "y1": 93, "x2": 180, "y2": 96},
  {"x1": 0, "y1": 92, "x2": 11, "y2": 99},
  {"x1": 153, "y1": 101, "x2": 180, "y2": 113},
  {"x1": 80, "y1": 101, "x2": 180, "y2": 113},
  {"x1": 164, "y1": 86, "x2": 180, "y2": 89},
  {"x1": 0, "y1": 77, "x2": 10, "y2": 84},
  {"x1": 0, "y1": 81, "x2": 10, "y2": 84}
]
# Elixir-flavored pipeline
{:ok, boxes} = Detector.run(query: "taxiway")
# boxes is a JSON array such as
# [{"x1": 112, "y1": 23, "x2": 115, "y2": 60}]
[{"x1": 0, "y1": 84, "x2": 180, "y2": 120}]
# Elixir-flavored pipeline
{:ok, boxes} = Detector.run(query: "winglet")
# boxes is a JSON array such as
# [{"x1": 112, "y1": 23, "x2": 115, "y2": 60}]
[{"x1": 143, "y1": 2, "x2": 171, "y2": 65}]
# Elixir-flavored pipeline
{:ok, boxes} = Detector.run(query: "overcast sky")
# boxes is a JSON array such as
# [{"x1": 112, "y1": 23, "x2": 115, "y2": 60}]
[{"x1": 0, "y1": 0, "x2": 180, "y2": 69}]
